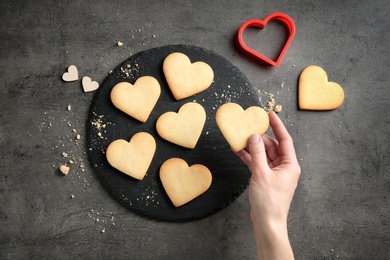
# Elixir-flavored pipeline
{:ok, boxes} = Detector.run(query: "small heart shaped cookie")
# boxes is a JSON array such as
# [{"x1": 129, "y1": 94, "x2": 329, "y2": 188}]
[
  {"x1": 163, "y1": 52, "x2": 214, "y2": 100},
  {"x1": 299, "y1": 65, "x2": 344, "y2": 110},
  {"x1": 106, "y1": 132, "x2": 156, "y2": 180},
  {"x1": 62, "y1": 65, "x2": 79, "y2": 82},
  {"x1": 160, "y1": 158, "x2": 212, "y2": 207},
  {"x1": 156, "y1": 102, "x2": 206, "y2": 149},
  {"x1": 216, "y1": 103, "x2": 269, "y2": 152},
  {"x1": 82, "y1": 76, "x2": 99, "y2": 92},
  {"x1": 110, "y1": 76, "x2": 161, "y2": 122}
]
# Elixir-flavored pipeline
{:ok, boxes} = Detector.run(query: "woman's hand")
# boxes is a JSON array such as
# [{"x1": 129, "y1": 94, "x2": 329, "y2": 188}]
[{"x1": 235, "y1": 111, "x2": 301, "y2": 260}]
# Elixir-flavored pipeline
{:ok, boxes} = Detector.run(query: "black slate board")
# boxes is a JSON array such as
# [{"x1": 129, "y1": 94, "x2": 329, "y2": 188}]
[{"x1": 86, "y1": 44, "x2": 261, "y2": 222}]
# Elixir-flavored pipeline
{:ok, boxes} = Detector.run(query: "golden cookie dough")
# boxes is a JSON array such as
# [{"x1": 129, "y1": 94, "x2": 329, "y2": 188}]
[
  {"x1": 156, "y1": 102, "x2": 206, "y2": 149},
  {"x1": 299, "y1": 65, "x2": 344, "y2": 110},
  {"x1": 163, "y1": 52, "x2": 214, "y2": 100},
  {"x1": 106, "y1": 132, "x2": 156, "y2": 180},
  {"x1": 110, "y1": 76, "x2": 161, "y2": 122},
  {"x1": 160, "y1": 158, "x2": 212, "y2": 207},
  {"x1": 216, "y1": 102, "x2": 269, "y2": 152}
]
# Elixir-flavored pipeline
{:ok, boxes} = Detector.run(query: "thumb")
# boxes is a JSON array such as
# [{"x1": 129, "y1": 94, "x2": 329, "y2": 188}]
[{"x1": 248, "y1": 134, "x2": 270, "y2": 176}]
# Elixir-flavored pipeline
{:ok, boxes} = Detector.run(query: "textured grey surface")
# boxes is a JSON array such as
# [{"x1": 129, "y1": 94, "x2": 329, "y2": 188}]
[{"x1": 1, "y1": 0, "x2": 389, "y2": 259}]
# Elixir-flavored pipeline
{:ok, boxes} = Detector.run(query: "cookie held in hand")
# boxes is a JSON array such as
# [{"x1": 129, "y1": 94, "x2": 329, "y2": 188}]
[
  {"x1": 160, "y1": 158, "x2": 212, "y2": 207},
  {"x1": 216, "y1": 103, "x2": 269, "y2": 152},
  {"x1": 298, "y1": 65, "x2": 344, "y2": 110}
]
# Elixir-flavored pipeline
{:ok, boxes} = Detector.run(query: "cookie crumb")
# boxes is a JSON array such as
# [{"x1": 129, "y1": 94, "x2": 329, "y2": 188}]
[
  {"x1": 267, "y1": 96, "x2": 276, "y2": 110},
  {"x1": 274, "y1": 105, "x2": 282, "y2": 113},
  {"x1": 117, "y1": 41, "x2": 123, "y2": 47},
  {"x1": 60, "y1": 165, "x2": 70, "y2": 175}
]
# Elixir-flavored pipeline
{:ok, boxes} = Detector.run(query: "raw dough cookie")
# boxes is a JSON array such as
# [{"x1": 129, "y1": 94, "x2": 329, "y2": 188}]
[
  {"x1": 82, "y1": 76, "x2": 99, "y2": 92},
  {"x1": 62, "y1": 65, "x2": 79, "y2": 82},
  {"x1": 163, "y1": 52, "x2": 214, "y2": 100},
  {"x1": 216, "y1": 102, "x2": 269, "y2": 152},
  {"x1": 106, "y1": 132, "x2": 156, "y2": 180},
  {"x1": 156, "y1": 102, "x2": 206, "y2": 149},
  {"x1": 160, "y1": 158, "x2": 212, "y2": 207},
  {"x1": 110, "y1": 76, "x2": 161, "y2": 122},
  {"x1": 299, "y1": 65, "x2": 344, "y2": 110}
]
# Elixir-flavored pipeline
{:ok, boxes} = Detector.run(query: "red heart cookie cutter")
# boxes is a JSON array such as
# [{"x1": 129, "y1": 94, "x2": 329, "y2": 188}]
[{"x1": 238, "y1": 12, "x2": 296, "y2": 67}]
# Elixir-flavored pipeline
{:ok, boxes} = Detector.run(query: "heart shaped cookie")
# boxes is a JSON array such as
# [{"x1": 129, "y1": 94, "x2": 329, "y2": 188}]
[
  {"x1": 106, "y1": 132, "x2": 156, "y2": 180},
  {"x1": 62, "y1": 65, "x2": 79, "y2": 82},
  {"x1": 82, "y1": 76, "x2": 99, "y2": 92},
  {"x1": 156, "y1": 102, "x2": 206, "y2": 149},
  {"x1": 110, "y1": 76, "x2": 161, "y2": 122},
  {"x1": 160, "y1": 158, "x2": 212, "y2": 207},
  {"x1": 163, "y1": 52, "x2": 214, "y2": 100},
  {"x1": 216, "y1": 103, "x2": 269, "y2": 152},
  {"x1": 298, "y1": 65, "x2": 344, "y2": 110}
]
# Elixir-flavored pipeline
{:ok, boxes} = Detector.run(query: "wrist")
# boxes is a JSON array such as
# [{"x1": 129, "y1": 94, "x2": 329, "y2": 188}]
[
  {"x1": 251, "y1": 211, "x2": 293, "y2": 260},
  {"x1": 254, "y1": 215, "x2": 289, "y2": 242},
  {"x1": 250, "y1": 206, "x2": 289, "y2": 230}
]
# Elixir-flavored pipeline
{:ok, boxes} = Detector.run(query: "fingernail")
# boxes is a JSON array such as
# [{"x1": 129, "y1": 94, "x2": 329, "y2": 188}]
[{"x1": 249, "y1": 134, "x2": 260, "y2": 144}]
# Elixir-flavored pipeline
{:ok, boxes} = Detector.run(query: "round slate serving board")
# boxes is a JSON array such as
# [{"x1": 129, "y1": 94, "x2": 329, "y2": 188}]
[{"x1": 87, "y1": 44, "x2": 262, "y2": 222}]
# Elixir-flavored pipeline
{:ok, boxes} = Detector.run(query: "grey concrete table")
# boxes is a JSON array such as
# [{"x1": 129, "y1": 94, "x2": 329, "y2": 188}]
[{"x1": 1, "y1": 0, "x2": 389, "y2": 259}]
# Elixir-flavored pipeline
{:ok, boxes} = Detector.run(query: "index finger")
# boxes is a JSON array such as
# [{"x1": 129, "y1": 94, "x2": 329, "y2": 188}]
[{"x1": 268, "y1": 111, "x2": 297, "y2": 159}]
